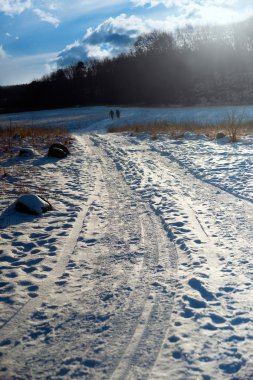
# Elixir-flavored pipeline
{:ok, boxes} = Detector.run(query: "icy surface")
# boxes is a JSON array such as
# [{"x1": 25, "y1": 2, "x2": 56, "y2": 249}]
[{"x1": 1, "y1": 109, "x2": 253, "y2": 379}]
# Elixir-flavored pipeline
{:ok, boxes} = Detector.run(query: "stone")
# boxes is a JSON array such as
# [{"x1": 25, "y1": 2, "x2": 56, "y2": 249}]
[
  {"x1": 216, "y1": 132, "x2": 226, "y2": 139},
  {"x1": 15, "y1": 194, "x2": 52, "y2": 215},
  {"x1": 18, "y1": 148, "x2": 35, "y2": 158},
  {"x1": 48, "y1": 143, "x2": 70, "y2": 158}
]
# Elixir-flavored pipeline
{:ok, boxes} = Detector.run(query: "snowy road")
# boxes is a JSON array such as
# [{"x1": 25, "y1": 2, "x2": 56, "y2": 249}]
[
  {"x1": 1, "y1": 133, "x2": 253, "y2": 379},
  {"x1": 92, "y1": 133, "x2": 253, "y2": 379},
  {"x1": 1, "y1": 135, "x2": 177, "y2": 379}
]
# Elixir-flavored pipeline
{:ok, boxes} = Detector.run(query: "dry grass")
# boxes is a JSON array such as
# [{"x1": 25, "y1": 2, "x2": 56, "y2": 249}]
[
  {"x1": 0, "y1": 124, "x2": 71, "y2": 155},
  {"x1": 108, "y1": 119, "x2": 253, "y2": 141},
  {"x1": 0, "y1": 124, "x2": 70, "y2": 140},
  {"x1": 108, "y1": 121, "x2": 214, "y2": 135}
]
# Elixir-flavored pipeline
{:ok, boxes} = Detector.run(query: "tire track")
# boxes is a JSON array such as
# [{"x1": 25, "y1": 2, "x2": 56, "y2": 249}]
[
  {"x1": 97, "y1": 134, "x2": 253, "y2": 379},
  {"x1": 88, "y1": 135, "x2": 178, "y2": 380}
]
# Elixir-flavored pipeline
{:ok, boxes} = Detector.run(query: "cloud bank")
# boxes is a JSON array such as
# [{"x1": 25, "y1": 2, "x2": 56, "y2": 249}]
[
  {"x1": 57, "y1": 14, "x2": 141, "y2": 66},
  {"x1": 57, "y1": 13, "x2": 159, "y2": 66}
]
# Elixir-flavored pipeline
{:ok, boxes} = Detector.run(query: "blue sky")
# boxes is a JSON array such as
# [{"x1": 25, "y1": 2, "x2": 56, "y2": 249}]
[{"x1": 1, "y1": 0, "x2": 253, "y2": 86}]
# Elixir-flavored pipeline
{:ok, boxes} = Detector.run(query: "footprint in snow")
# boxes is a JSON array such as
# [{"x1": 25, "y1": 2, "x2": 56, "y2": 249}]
[
  {"x1": 226, "y1": 335, "x2": 245, "y2": 342},
  {"x1": 183, "y1": 295, "x2": 207, "y2": 309},
  {"x1": 66, "y1": 260, "x2": 77, "y2": 269},
  {"x1": 0, "y1": 255, "x2": 17, "y2": 264},
  {"x1": 30, "y1": 232, "x2": 49, "y2": 239},
  {"x1": 168, "y1": 335, "x2": 180, "y2": 343},
  {"x1": 22, "y1": 267, "x2": 37, "y2": 274},
  {"x1": 12, "y1": 232, "x2": 24, "y2": 237},
  {"x1": 219, "y1": 360, "x2": 245, "y2": 374},
  {"x1": 45, "y1": 226, "x2": 54, "y2": 231},
  {"x1": 4, "y1": 272, "x2": 16, "y2": 279},
  {"x1": 202, "y1": 323, "x2": 217, "y2": 331},
  {"x1": 55, "y1": 280, "x2": 67, "y2": 286},
  {"x1": 171, "y1": 221, "x2": 185, "y2": 227},
  {"x1": 231, "y1": 317, "x2": 251, "y2": 325},
  {"x1": 85, "y1": 239, "x2": 97, "y2": 246},
  {"x1": 188, "y1": 278, "x2": 215, "y2": 301},
  {"x1": 0, "y1": 296, "x2": 14, "y2": 305},
  {"x1": 1, "y1": 234, "x2": 12, "y2": 240},
  {"x1": 209, "y1": 313, "x2": 226, "y2": 324},
  {"x1": 180, "y1": 308, "x2": 194, "y2": 319}
]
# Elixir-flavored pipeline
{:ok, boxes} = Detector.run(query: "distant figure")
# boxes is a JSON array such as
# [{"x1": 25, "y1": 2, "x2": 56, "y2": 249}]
[
  {"x1": 116, "y1": 109, "x2": 120, "y2": 118},
  {"x1": 109, "y1": 110, "x2": 114, "y2": 120}
]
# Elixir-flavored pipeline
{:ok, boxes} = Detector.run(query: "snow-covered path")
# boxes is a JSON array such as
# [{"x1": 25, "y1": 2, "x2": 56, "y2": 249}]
[
  {"x1": 1, "y1": 135, "x2": 177, "y2": 379},
  {"x1": 93, "y1": 133, "x2": 253, "y2": 379},
  {"x1": 2, "y1": 133, "x2": 253, "y2": 379}
]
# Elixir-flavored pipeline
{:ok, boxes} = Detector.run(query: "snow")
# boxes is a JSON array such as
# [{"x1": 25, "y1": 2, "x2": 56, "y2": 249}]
[{"x1": 1, "y1": 107, "x2": 253, "y2": 379}]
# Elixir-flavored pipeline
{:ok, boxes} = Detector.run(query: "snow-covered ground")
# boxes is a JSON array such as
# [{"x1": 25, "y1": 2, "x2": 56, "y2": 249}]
[
  {"x1": 1, "y1": 104, "x2": 253, "y2": 132},
  {"x1": 1, "y1": 111, "x2": 253, "y2": 379}
]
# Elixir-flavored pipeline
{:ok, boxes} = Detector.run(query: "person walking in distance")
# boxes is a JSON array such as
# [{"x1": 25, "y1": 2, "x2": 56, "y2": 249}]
[
  {"x1": 109, "y1": 110, "x2": 114, "y2": 119},
  {"x1": 116, "y1": 109, "x2": 120, "y2": 118}
]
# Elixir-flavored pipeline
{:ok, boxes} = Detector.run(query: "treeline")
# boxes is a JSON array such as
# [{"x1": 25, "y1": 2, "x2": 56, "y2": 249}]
[{"x1": 2, "y1": 18, "x2": 253, "y2": 112}]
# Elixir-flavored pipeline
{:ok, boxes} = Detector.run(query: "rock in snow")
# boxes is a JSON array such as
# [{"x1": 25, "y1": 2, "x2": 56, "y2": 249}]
[
  {"x1": 18, "y1": 148, "x2": 36, "y2": 158},
  {"x1": 15, "y1": 194, "x2": 52, "y2": 215},
  {"x1": 48, "y1": 143, "x2": 70, "y2": 158},
  {"x1": 216, "y1": 131, "x2": 226, "y2": 139}
]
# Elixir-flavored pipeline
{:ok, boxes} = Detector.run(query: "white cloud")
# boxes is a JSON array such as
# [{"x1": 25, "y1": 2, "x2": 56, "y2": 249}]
[
  {"x1": 57, "y1": 41, "x2": 86, "y2": 67},
  {"x1": 57, "y1": 13, "x2": 152, "y2": 66},
  {"x1": 0, "y1": 44, "x2": 8, "y2": 59},
  {"x1": 55, "y1": 12, "x2": 190, "y2": 66},
  {"x1": 33, "y1": 8, "x2": 60, "y2": 27},
  {"x1": 0, "y1": 0, "x2": 32, "y2": 15},
  {"x1": 56, "y1": 12, "x2": 193, "y2": 66},
  {"x1": 0, "y1": 1, "x2": 60, "y2": 26},
  {"x1": 84, "y1": 13, "x2": 149, "y2": 40},
  {"x1": 82, "y1": 13, "x2": 150, "y2": 59},
  {"x1": 44, "y1": 61, "x2": 57, "y2": 74},
  {"x1": 86, "y1": 44, "x2": 113, "y2": 60}
]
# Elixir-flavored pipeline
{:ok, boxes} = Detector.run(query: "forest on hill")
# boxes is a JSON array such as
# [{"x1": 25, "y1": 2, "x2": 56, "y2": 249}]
[{"x1": 1, "y1": 18, "x2": 253, "y2": 113}]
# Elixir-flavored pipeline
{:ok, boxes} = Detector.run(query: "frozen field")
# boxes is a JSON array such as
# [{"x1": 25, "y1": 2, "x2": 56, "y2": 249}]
[
  {"x1": 1, "y1": 104, "x2": 253, "y2": 131},
  {"x1": 1, "y1": 110, "x2": 253, "y2": 379}
]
